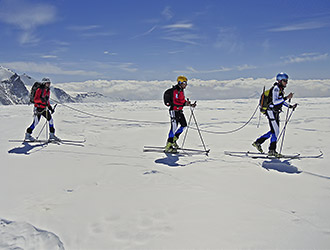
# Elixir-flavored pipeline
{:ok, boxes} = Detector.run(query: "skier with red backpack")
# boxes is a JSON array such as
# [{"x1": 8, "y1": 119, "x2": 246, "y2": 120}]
[
  {"x1": 163, "y1": 76, "x2": 196, "y2": 153},
  {"x1": 25, "y1": 77, "x2": 60, "y2": 141}
]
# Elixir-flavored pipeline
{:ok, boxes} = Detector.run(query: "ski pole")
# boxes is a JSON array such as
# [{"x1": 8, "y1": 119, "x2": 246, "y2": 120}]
[
  {"x1": 46, "y1": 106, "x2": 49, "y2": 140},
  {"x1": 181, "y1": 103, "x2": 194, "y2": 149},
  {"x1": 35, "y1": 120, "x2": 48, "y2": 140},
  {"x1": 190, "y1": 105, "x2": 208, "y2": 153},
  {"x1": 279, "y1": 101, "x2": 292, "y2": 154},
  {"x1": 278, "y1": 108, "x2": 294, "y2": 141}
]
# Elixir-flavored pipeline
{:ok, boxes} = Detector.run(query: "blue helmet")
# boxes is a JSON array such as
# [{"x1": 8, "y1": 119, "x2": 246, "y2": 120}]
[{"x1": 276, "y1": 72, "x2": 289, "y2": 81}]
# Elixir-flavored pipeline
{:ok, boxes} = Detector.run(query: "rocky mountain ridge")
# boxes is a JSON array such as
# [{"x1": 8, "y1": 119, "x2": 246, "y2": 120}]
[{"x1": 0, "y1": 66, "x2": 111, "y2": 105}]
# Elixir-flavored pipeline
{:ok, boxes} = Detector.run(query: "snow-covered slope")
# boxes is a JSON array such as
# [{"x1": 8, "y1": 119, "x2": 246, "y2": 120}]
[
  {"x1": 1, "y1": 98, "x2": 329, "y2": 249},
  {"x1": 20, "y1": 73, "x2": 37, "y2": 86},
  {"x1": 0, "y1": 66, "x2": 16, "y2": 82},
  {"x1": 0, "y1": 219, "x2": 64, "y2": 250}
]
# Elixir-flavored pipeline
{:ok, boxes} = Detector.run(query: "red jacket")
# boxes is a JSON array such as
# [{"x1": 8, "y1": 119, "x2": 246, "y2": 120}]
[
  {"x1": 34, "y1": 87, "x2": 50, "y2": 108},
  {"x1": 172, "y1": 86, "x2": 186, "y2": 110}
]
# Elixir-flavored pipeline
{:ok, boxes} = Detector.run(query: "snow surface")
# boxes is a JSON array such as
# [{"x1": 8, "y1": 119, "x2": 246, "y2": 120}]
[{"x1": 1, "y1": 98, "x2": 330, "y2": 249}]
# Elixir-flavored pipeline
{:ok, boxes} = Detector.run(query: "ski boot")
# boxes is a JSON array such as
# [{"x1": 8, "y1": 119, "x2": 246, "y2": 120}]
[
  {"x1": 164, "y1": 142, "x2": 177, "y2": 153},
  {"x1": 252, "y1": 141, "x2": 263, "y2": 153},
  {"x1": 49, "y1": 132, "x2": 61, "y2": 142},
  {"x1": 172, "y1": 136, "x2": 179, "y2": 149},
  {"x1": 268, "y1": 150, "x2": 283, "y2": 158},
  {"x1": 24, "y1": 133, "x2": 35, "y2": 142}
]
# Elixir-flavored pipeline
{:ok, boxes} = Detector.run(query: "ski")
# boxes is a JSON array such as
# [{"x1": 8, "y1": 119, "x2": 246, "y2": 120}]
[
  {"x1": 294, "y1": 151, "x2": 323, "y2": 159},
  {"x1": 143, "y1": 148, "x2": 207, "y2": 155},
  {"x1": 224, "y1": 151, "x2": 300, "y2": 159},
  {"x1": 143, "y1": 146, "x2": 210, "y2": 155},
  {"x1": 57, "y1": 139, "x2": 86, "y2": 143},
  {"x1": 9, "y1": 139, "x2": 85, "y2": 144},
  {"x1": 224, "y1": 150, "x2": 323, "y2": 159}
]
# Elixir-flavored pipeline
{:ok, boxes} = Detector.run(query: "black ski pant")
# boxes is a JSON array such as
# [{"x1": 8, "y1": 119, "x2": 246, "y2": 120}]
[
  {"x1": 26, "y1": 107, "x2": 55, "y2": 134},
  {"x1": 167, "y1": 110, "x2": 187, "y2": 143}
]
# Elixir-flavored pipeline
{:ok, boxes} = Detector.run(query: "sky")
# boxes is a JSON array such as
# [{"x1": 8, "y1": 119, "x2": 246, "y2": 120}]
[{"x1": 0, "y1": 0, "x2": 330, "y2": 83}]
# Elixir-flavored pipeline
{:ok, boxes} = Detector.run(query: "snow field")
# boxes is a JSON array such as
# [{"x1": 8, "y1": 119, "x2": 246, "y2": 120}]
[{"x1": 1, "y1": 98, "x2": 330, "y2": 249}]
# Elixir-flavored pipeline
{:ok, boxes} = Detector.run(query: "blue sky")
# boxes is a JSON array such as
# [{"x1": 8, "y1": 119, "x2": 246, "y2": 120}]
[{"x1": 0, "y1": 0, "x2": 329, "y2": 83}]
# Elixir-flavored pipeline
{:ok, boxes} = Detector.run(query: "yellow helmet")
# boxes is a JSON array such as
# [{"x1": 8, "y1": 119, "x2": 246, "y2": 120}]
[{"x1": 177, "y1": 75, "x2": 188, "y2": 84}]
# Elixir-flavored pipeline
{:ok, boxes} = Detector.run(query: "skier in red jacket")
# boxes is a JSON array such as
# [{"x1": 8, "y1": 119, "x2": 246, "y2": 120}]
[
  {"x1": 165, "y1": 75, "x2": 196, "y2": 153},
  {"x1": 25, "y1": 78, "x2": 60, "y2": 141}
]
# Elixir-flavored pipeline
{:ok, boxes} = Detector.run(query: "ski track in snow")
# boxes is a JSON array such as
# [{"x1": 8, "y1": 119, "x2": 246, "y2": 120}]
[{"x1": 1, "y1": 98, "x2": 330, "y2": 249}]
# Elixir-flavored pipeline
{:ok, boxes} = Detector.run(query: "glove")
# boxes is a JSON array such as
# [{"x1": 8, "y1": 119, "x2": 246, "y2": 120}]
[
  {"x1": 49, "y1": 105, "x2": 54, "y2": 114},
  {"x1": 289, "y1": 103, "x2": 298, "y2": 110},
  {"x1": 190, "y1": 102, "x2": 197, "y2": 108}
]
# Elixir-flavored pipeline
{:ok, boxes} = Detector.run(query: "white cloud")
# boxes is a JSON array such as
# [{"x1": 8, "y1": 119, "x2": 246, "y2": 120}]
[
  {"x1": 214, "y1": 27, "x2": 243, "y2": 53},
  {"x1": 80, "y1": 31, "x2": 115, "y2": 37},
  {"x1": 1, "y1": 61, "x2": 99, "y2": 77},
  {"x1": 161, "y1": 21, "x2": 199, "y2": 45},
  {"x1": 116, "y1": 63, "x2": 138, "y2": 73},
  {"x1": 131, "y1": 25, "x2": 157, "y2": 39},
  {"x1": 55, "y1": 77, "x2": 330, "y2": 101},
  {"x1": 163, "y1": 23, "x2": 193, "y2": 30},
  {"x1": 175, "y1": 66, "x2": 232, "y2": 74},
  {"x1": 262, "y1": 39, "x2": 271, "y2": 51},
  {"x1": 237, "y1": 64, "x2": 257, "y2": 71},
  {"x1": 168, "y1": 50, "x2": 184, "y2": 54},
  {"x1": 68, "y1": 25, "x2": 101, "y2": 31},
  {"x1": 67, "y1": 24, "x2": 114, "y2": 38},
  {"x1": 175, "y1": 64, "x2": 257, "y2": 74},
  {"x1": 282, "y1": 53, "x2": 328, "y2": 64},
  {"x1": 0, "y1": 0, "x2": 57, "y2": 45},
  {"x1": 269, "y1": 21, "x2": 328, "y2": 32},
  {"x1": 104, "y1": 51, "x2": 117, "y2": 56},
  {"x1": 92, "y1": 61, "x2": 138, "y2": 73},
  {"x1": 162, "y1": 33, "x2": 200, "y2": 45},
  {"x1": 41, "y1": 55, "x2": 58, "y2": 59},
  {"x1": 162, "y1": 6, "x2": 173, "y2": 20}
]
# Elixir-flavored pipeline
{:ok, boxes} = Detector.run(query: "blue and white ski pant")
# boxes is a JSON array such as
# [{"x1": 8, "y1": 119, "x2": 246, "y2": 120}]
[
  {"x1": 26, "y1": 107, "x2": 55, "y2": 134},
  {"x1": 167, "y1": 110, "x2": 187, "y2": 143},
  {"x1": 256, "y1": 109, "x2": 280, "y2": 151}
]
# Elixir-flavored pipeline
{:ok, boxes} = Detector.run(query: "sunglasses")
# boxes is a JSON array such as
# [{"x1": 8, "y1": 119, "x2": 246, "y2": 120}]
[
  {"x1": 282, "y1": 79, "x2": 288, "y2": 83},
  {"x1": 178, "y1": 81, "x2": 187, "y2": 84}
]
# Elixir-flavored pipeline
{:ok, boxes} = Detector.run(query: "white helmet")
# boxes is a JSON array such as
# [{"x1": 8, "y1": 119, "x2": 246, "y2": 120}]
[{"x1": 41, "y1": 77, "x2": 51, "y2": 84}]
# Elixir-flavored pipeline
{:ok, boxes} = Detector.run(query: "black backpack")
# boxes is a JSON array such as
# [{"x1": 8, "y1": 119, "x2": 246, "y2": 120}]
[
  {"x1": 163, "y1": 87, "x2": 175, "y2": 107},
  {"x1": 30, "y1": 82, "x2": 43, "y2": 103}
]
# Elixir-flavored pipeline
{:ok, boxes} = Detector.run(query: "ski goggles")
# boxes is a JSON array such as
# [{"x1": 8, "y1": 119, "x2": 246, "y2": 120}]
[{"x1": 178, "y1": 81, "x2": 187, "y2": 85}]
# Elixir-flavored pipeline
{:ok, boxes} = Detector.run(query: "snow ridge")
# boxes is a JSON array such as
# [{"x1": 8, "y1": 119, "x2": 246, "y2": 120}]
[{"x1": 0, "y1": 218, "x2": 65, "y2": 250}]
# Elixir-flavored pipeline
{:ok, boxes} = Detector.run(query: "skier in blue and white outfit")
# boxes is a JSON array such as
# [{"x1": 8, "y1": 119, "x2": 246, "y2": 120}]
[{"x1": 252, "y1": 72, "x2": 297, "y2": 157}]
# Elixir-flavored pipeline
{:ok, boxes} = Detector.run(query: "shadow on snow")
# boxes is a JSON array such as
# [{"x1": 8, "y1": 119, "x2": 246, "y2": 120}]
[
  {"x1": 262, "y1": 159, "x2": 330, "y2": 180},
  {"x1": 262, "y1": 159, "x2": 302, "y2": 174},
  {"x1": 155, "y1": 153, "x2": 185, "y2": 167},
  {"x1": 154, "y1": 152, "x2": 210, "y2": 168},
  {"x1": 8, "y1": 142, "x2": 48, "y2": 155}
]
